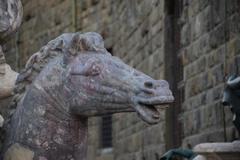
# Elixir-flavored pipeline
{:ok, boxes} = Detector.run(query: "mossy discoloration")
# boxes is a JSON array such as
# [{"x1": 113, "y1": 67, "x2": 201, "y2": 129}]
[{"x1": 4, "y1": 143, "x2": 34, "y2": 160}]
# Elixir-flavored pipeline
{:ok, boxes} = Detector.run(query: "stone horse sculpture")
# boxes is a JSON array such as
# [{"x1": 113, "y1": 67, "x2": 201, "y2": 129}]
[{"x1": 1, "y1": 32, "x2": 174, "y2": 160}]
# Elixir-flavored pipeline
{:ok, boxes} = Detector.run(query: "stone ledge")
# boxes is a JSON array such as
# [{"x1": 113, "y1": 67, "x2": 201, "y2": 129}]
[
  {"x1": 194, "y1": 141, "x2": 240, "y2": 153},
  {"x1": 193, "y1": 141, "x2": 240, "y2": 160}
]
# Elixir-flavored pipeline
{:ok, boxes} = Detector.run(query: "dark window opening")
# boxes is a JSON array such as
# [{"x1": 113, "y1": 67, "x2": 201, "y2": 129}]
[
  {"x1": 100, "y1": 47, "x2": 113, "y2": 149},
  {"x1": 101, "y1": 115, "x2": 113, "y2": 148}
]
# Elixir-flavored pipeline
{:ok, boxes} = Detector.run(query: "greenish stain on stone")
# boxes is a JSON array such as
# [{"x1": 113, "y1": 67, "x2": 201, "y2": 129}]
[{"x1": 4, "y1": 143, "x2": 34, "y2": 160}]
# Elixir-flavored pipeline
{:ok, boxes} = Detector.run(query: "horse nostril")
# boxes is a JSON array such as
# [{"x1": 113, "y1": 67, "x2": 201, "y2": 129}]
[{"x1": 144, "y1": 81, "x2": 154, "y2": 88}]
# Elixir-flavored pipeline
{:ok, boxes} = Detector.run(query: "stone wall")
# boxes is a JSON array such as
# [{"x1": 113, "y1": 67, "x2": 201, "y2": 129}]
[
  {"x1": 2, "y1": 0, "x2": 240, "y2": 160},
  {"x1": 179, "y1": 0, "x2": 240, "y2": 148},
  {"x1": 4, "y1": 0, "x2": 73, "y2": 71}
]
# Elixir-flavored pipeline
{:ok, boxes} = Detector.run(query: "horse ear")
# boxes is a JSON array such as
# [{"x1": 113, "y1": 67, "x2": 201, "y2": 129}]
[
  {"x1": 68, "y1": 32, "x2": 107, "y2": 56},
  {"x1": 63, "y1": 32, "x2": 110, "y2": 66}
]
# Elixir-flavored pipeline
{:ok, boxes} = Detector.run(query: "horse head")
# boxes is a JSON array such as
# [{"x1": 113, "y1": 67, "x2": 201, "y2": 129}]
[
  {"x1": 3, "y1": 32, "x2": 174, "y2": 159},
  {"x1": 20, "y1": 32, "x2": 174, "y2": 124}
]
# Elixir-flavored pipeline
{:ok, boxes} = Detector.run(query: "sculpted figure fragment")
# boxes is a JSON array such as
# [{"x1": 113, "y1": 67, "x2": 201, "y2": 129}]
[
  {"x1": 0, "y1": 0, "x2": 23, "y2": 42},
  {"x1": 0, "y1": 0, "x2": 22, "y2": 99},
  {"x1": 222, "y1": 75, "x2": 240, "y2": 134},
  {"x1": 0, "y1": 0, "x2": 23, "y2": 128},
  {"x1": 2, "y1": 32, "x2": 174, "y2": 160}
]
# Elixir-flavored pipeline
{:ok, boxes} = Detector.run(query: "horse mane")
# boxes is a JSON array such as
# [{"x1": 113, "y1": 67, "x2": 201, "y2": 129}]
[{"x1": 10, "y1": 32, "x2": 107, "y2": 109}]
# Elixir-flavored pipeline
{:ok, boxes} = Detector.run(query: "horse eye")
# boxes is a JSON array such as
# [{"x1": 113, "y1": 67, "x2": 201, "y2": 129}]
[
  {"x1": 70, "y1": 57, "x2": 103, "y2": 76},
  {"x1": 89, "y1": 64, "x2": 102, "y2": 76}
]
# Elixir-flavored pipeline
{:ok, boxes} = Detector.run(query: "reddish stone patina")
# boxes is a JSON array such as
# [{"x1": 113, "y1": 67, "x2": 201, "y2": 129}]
[{"x1": 2, "y1": 32, "x2": 174, "y2": 160}]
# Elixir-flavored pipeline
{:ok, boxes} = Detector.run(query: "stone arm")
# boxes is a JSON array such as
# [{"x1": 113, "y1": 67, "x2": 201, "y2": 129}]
[
  {"x1": 0, "y1": 0, "x2": 22, "y2": 127},
  {"x1": 0, "y1": 46, "x2": 18, "y2": 100},
  {"x1": 160, "y1": 148, "x2": 197, "y2": 160},
  {"x1": 0, "y1": 0, "x2": 22, "y2": 99}
]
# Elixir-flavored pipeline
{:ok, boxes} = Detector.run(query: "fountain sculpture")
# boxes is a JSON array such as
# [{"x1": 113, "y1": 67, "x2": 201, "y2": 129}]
[{"x1": 0, "y1": 1, "x2": 174, "y2": 159}]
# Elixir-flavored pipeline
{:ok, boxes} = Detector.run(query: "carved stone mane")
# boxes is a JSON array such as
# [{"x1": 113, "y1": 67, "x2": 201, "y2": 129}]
[{"x1": 11, "y1": 32, "x2": 108, "y2": 108}]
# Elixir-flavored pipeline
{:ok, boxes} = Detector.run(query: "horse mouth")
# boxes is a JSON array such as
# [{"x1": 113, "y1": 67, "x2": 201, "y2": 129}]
[{"x1": 133, "y1": 96, "x2": 174, "y2": 124}]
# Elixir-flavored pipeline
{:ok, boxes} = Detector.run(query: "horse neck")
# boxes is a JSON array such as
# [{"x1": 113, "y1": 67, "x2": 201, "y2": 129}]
[{"x1": 5, "y1": 86, "x2": 89, "y2": 160}]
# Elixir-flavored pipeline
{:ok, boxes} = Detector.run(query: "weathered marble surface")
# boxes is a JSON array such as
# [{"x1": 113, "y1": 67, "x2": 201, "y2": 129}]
[
  {"x1": 0, "y1": 0, "x2": 22, "y2": 129},
  {"x1": 193, "y1": 141, "x2": 240, "y2": 160},
  {"x1": 2, "y1": 32, "x2": 174, "y2": 160},
  {"x1": 0, "y1": 46, "x2": 18, "y2": 130},
  {"x1": 0, "y1": 0, "x2": 23, "y2": 41},
  {"x1": 0, "y1": 45, "x2": 5, "y2": 73},
  {"x1": 194, "y1": 141, "x2": 240, "y2": 153},
  {"x1": 0, "y1": 45, "x2": 18, "y2": 101},
  {"x1": 193, "y1": 155, "x2": 206, "y2": 160},
  {"x1": 0, "y1": 63, "x2": 18, "y2": 100}
]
